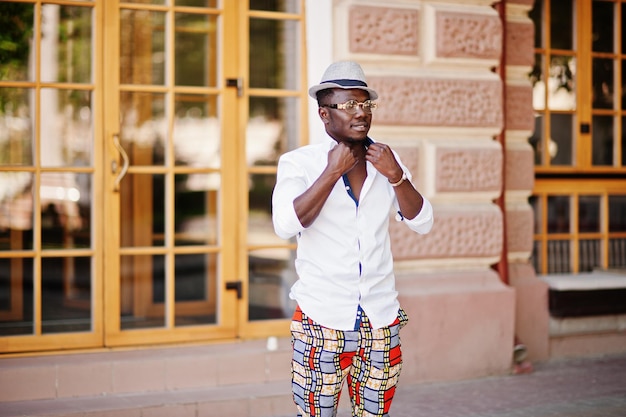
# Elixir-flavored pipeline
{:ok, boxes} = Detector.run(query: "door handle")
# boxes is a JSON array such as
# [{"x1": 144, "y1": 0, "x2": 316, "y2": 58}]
[
  {"x1": 225, "y1": 281, "x2": 243, "y2": 299},
  {"x1": 111, "y1": 133, "x2": 129, "y2": 192},
  {"x1": 226, "y1": 77, "x2": 243, "y2": 97}
]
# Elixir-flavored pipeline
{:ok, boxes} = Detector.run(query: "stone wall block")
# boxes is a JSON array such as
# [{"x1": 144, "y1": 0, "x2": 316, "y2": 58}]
[
  {"x1": 505, "y1": 144, "x2": 534, "y2": 191},
  {"x1": 371, "y1": 77, "x2": 503, "y2": 128},
  {"x1": 348, "y1": 5, "x2": 419, "y2": 56},
  {"x1": 506, "y1": 205, "x2": 534, "y2": 254},
  {"x1": 390, "y1": 204, "x2": 503, "y2": 260},
  {"x1": 435, "y1": 10, "x2": 502, "y2": 60},
  {"x1": 436, "y1": 145, "x2": 502, "y2": 193},
  {"x1": 506, "y1": 20, "x2": 535, "y2": 67},
  {"x1": 506, "y1": 84, "x2": 534, "y2": 131}
]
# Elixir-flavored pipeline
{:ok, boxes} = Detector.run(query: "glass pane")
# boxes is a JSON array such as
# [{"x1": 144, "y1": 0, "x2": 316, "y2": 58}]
[
  {"x1": 529, "y1": 195, "x2": 542, "y2": 234},
  {"x1": 248, "y1": 97, "x2": 299, "y2": 166},
  {"x1": 608, "y1": 238, "x2": 626, "y2": 268},
  {"x1": 622, "y1": 116, "x2": 626, "y2": 165},
  {"x1": 529, "y1": 114, "x2": 544, "y2": 165},
  {"x1": 531, "y1": 240, "x2": 542, "y2": 273},
  {"x1": 0, "y1": 257, "x2": 34, "y2": 336},
  {"x1": 550, "y1": 113, "x2": 574, "y2": 165},
  {"x1": 41, "y1": 172, "x2": 91, "y2": 249},
  {"x1": 120, "y1": 92, "x2": 166, "y2": 166},
  {"x1": 578, "y1": 239, "x2": 601, "y2": 272},
  {"x1": 123, "y1": 0, "x2": 165, "y2": 7},
  {"x1": 578, "y1": 196, "x2": 601, "y2": 233},
  {"x1": 42, "y1": 256, "x2": 91, "y2": 334},
  {"x1": 592, "y1": 58, "x2": 614, "y2": 109},
  {"x1": 40, "y1": 5, "x2": 92, "y2": 84},
  {"x1": 174, "y1": 94, "x2": 220, "y2": 168},
  {"x1": 249, "y1": 18, "x2": 300, "y2": 89},
  {"x1": 120, "y1": 10, "x2": 165, "y2": 85},
  {"x1": 548, "y1": 55, "x2": 576, "y2": 111},
  {"x1": 609, "y1": 195, "x2": 626, "y2": 232},
  {"x1": 120, "y1": 174, "x2": 165, "y2": 247},
  {"x1": 547, "y1": 240, "x2": 571, "y2": 273},
  {"x1": 623, "y1": 61, "x2": 626, "y2": 110},
  {"x1": 530, "y1": 54, "x2": 544, "y2": 110},
  {"x1": 547, "y1": 195, "x2": 570, "y2": 233},
  {"x1": 41, "y1": 89, "x2": 93, "y2": 167},
  {"x1": 248, "y1": 174, "x2": 281, "y2": 245},
  {"x1": 176, "y1": 0, "x2": 218, "y2": 7},
  {"x1": 174, "y1": 253, "x2": 218, "y2": 326},
  {"x1": 623, "y1": 3, "x2": 626, "y2": 54},
  {"x1": 0, "y1": 88, "x2": 34, "y2": 166},
  {"x1": 174, "y1": 174, "x2": 219, "y2": 246},
  {"x1": 0, "y1": 173, "x2": 34, "y2": 250},
  {"x1": 120, "y1": 254, "x2": 165, "y2": 330},
  {"x1": 592, "y1": 115, "x2": 614, "y2": 166},
  {"x1": 250, "y1": 0, "x2": 300, "y2": 13},
  {"x1": 0, "y1": 2, "x2": 35, "y2": 81},
  {"x1": 175, "y1": 13, "x2": 218, "y2": 87},
  {"x1": 592, "y1": 1, "x2": 614, "y2": 53},
  {"x1": 528, "y1": 0, "x2": 543, "y2": 48},
  {"x1": 248, "y1": 248, "x2": 297, "y2": 321},
  {"x1": 550, "y1": 0, "x2": 573, "y2": 50}
]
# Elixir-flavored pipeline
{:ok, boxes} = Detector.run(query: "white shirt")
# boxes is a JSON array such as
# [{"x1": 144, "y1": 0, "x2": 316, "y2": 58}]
[{"x1": 272, "y1": 136, "x2": 433, "y2": 330}]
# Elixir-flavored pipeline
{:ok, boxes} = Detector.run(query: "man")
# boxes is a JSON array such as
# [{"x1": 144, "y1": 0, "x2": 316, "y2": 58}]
[{"x1": 272, "y1": 61, "x2": 433, "y2": 417}]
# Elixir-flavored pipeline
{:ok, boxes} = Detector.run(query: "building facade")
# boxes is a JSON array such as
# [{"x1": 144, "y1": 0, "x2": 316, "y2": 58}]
[{"x1": 1, "y1": 0, "x2": 625, "y2": 385}]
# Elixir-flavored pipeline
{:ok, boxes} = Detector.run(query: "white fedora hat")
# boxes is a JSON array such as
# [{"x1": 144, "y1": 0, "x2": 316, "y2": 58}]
[{"x1": 308, "y1": 61, "x2": 378, "y2": 100}]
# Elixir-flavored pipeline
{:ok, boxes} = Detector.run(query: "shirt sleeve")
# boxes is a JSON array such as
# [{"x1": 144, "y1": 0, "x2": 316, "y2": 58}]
[
  {"x1": 398, "y1": 197, "x2": 434, "y2": 234},
  {"x1": 272, "y1": 154, "x2": 307, "y2": 239}
]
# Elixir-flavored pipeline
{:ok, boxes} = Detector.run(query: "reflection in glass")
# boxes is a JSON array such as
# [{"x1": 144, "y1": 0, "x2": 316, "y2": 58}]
[
  {"x1": 40, "y1": 5, "x2": 92, "y2": 84},
  {"x1": 579, "y1": 240, "x2": 601, "y2": 273},
  {"x1": 249, "y1": 18, "x2": 300, "y2": 90},
  {"x1": 0, "y1": 257, "x2": 34, "y2": 336},
  {"x1": 623, "y1": 4, "x2": 626, "y2": 54},
  {"x1": 622, "y1": 116, "x2": 626, "y2": 165},
  {"x1": 529, "y1": 54, "x2": 543, "y2": 109},
  {"x1": 120, "y1": 10, "x2": 165, "y2": 85},
  {"x1": 530, "y1": 240, "x2": 542, "y2": 273},
  {"x1": 250, "y1": 0, "x2": 300, "y2": 13},
  {"x1": 592, "y1": 116, "x2": 614, "y2": 166},
  {"x1": 175, "y1": 13, "x2": 218, "y2": 87},
  {"x1": 120, "y1": 92, "x2": 166, "y2": 166},
  {"x1": 609, "y1": 195, "x2": 626, "y2": 232},
  {"x1": 248, "y1": 248, "x2": 297, "y2": 321},
  {"x1": 0, "y1": 88, "x2": 34, "y2": 166},
  {"x1": 248, "y1": 97, "x2": 299, "y2": 166},
  {"x1": 175, "y1": 174, "x2": 219, "y2": 246},
  {"x1": 609, "y1": 238, "x2": 626, "y2": 268},
  {"x1": 592, "y1": 59, "x2": 614, "y2": 109},
  {"x1": 42, "y1": 256, "x2": 91, "y2": 333},
  {"x1": 41, "y1": 89, "x2": 93, "y2": 167},
  {"x1": 547, "y1": 195, "x2": 570, "y2": 233},
  {"x1": 528, "y1": 0, "x2": 543, "y2": 48},
  {"x1": 550, "y1": 0, "x2": 573, "y2": 50},
  {"x1": 174, "y1": 253, "x2": 218, "y2": 326},
  {"x1": 120, "y1": 254, "x2": 165, "y2": 329},
  {"x1": 0, "y1": 173, "x2": 34, "y2": 251},
  {"x1": 529, "y1": 115, "x2": 544, "y2": 165},
  {"x1": 529, "y1": 195, "x2": 541, "y2": 234},
  {"x1": 125, "y1": 0, "x2": 165, "y2": 4},
  {"x1": 550, "y1": 113, "x2": 574, "y2": 165},
  {"x1": 41, "y1": 172, "x2": 91, "y2": 249},
  {"x1": 176, "y1": 0, "x2": 218, "y2": 7},
  {"x1": 120, "y1": 174, "x2": 165, "y2": 247},
  {"x1": 248, "y1": 173, "x2": 282, "y2": 245},
  {"x1": 578, "y1": 196, "x2": 600, "y2": 233},
  {"x1": 592, "y1": 1, "x2": 614, "y2": 53},
  {"x1": 547, "y1": 240, "x2": 570, "y2": 273},
  {"x1": 0, "y1": 3, "x2": 34, "y2": 81},
  {"x1": 548, "y1": 55, "x2": 575, "y2": 111},
  {"x1": 174, "y1": 95, "x2": 220, "y2": 168}
]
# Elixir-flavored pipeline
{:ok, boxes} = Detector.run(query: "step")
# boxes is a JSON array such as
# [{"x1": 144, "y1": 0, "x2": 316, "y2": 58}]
[{"x1": 0, "y1": 381, "x2": 294, "y2": 417}]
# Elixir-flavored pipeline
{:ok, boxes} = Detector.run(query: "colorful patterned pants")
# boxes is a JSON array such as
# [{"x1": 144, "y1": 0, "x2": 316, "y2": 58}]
[{"x1": 290, "y1": 306, "x2": 408, "y2": 417}]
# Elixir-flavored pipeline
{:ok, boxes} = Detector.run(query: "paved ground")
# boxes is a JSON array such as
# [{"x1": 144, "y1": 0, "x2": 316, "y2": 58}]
[{"x1": 298, "y1": 353, "x2": 626, "y2": 417}]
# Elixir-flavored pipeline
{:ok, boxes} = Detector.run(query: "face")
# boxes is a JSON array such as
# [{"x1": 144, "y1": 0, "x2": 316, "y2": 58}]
[{"x1": 318, "y1": 88, "x2": 372, "y2": 144}]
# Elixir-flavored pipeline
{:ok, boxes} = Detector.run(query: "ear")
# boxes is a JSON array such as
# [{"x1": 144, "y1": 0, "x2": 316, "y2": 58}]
[{"x1": 318, "y1": 106, "x2": 330, "y2": 123}]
